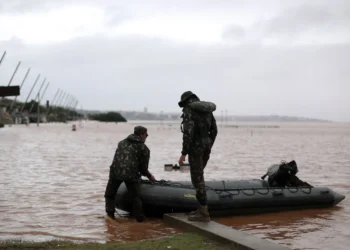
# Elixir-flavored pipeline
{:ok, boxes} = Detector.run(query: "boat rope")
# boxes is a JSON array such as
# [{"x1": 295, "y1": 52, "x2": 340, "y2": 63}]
[
  {"x1": 146, "y1": 180, "x2": 313, "y2": 196},
  {"x1": 255, "y1": 188, "x2": 270, "y2": 195},
  {"x1": 241, "y1": 189, "x2": 256, "y2": 196}
]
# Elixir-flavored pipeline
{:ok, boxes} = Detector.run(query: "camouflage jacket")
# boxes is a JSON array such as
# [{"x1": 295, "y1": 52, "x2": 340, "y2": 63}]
[
  {"x1": 109, "y1": 134, "x2": 152, "y2": 181},
  {"x1": 181, "y1": 100, "x2": 218, "y2": 156}
]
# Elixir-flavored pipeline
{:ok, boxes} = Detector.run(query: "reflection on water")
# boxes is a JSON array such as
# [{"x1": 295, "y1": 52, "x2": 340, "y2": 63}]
[
  {"x1": 214, "y1": 206, "x2": 347, "y2": 249},
  {"x1": 0, "y1": 121, "x2": 349, "y2": 249},
  {"x1": 104, "y1": 216, "x2": 181, "y2": 242}
]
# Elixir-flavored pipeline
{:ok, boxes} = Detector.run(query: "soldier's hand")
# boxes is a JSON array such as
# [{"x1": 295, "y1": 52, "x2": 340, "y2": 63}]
[{"x1": 178, "y1": 155, "x2": 186, "y2": 166}]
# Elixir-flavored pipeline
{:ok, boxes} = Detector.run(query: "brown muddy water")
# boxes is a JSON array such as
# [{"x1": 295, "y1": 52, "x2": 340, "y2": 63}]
[{"x1": 0, "y1": 121, "x2": 349, "y2": 249}]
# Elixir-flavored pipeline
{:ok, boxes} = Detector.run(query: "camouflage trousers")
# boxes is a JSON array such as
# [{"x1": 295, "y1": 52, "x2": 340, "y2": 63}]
[
  {"x1": 188, "y1": 147, "x2": 211, "y2": 206},
  {"x1": 104, "y1": 177, "x2": 144, "y2": 218}
]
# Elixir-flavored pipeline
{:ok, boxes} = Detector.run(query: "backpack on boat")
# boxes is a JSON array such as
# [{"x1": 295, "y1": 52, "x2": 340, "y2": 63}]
[{"x1": 261, "y1": 160, "x2": 299, "y2": 187}]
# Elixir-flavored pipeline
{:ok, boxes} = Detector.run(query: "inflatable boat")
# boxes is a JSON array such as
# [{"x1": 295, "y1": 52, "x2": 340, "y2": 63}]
[{"x1": 115, "y1": 179, "x2": 346, "y2": 217}]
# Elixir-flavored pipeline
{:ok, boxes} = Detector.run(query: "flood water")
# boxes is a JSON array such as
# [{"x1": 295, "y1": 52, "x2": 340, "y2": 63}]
[{"x1": 0, "y1": 121, "x2": 349, "y2": 249}]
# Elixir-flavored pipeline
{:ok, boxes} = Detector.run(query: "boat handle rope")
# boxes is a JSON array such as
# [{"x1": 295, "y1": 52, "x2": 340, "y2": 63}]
[
  {"x1": 148, "y1": 180, "x2": 313, "y2": 196},
  {"x1": 214, "y1": 189, "x2": 240, "y2": 196},
  {"x1": 288, "y1": 187, "x2": 299, "y2": 193},
  {"x1": 241, "y1": 189, "x2": 256, "y2": 196},
  {"x1": 270, "y1": 187, "x2": 284, "y2": 193},
  {"x1": 255, "y1": 188, "x2": 270, "y2": 195},
  {"x1": 299, "y1": 186, "x2": 312, "y2": 194}
]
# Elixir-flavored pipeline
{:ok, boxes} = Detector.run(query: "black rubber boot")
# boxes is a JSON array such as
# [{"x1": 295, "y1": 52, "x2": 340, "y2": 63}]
[
  {"x1": 136, "y1": 215, "x2": 146, "y2": 223},
  {"x1": 107, "y1": 212, "x2": 115, "y2": 220}
]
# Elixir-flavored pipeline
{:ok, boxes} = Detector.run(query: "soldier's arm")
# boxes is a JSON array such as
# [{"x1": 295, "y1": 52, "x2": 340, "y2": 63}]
[
  {"x1": 209, "y1": 113, "x2": 218, "y2": 145},
  {"x1": 181, "y1": 109, "x2": 195, "y2": 156},
  {"x1": 139, "y1": 145, "x2": 153, "y2": 179}
]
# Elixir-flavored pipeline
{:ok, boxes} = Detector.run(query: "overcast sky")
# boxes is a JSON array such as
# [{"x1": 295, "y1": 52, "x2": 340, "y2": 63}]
[{"x1": 0, "y1": 0, "x2": 349, "y2": 121}]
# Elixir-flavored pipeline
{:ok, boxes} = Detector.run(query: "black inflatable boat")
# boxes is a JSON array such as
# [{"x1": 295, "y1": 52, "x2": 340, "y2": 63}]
[{"x1": 115, "y1": 179, "x2": 346, "y2": 217}]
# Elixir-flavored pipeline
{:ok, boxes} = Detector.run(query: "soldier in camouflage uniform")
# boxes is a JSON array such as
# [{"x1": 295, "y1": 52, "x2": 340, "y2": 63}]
[
  {"x1": 178, "y1": 91, "x2": 218, "y2": 222},
  {"x1": 104, "y1": 126, "x2": 156, "y2": 222}
]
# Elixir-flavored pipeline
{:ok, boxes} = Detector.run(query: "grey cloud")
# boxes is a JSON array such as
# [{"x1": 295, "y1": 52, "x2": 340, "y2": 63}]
[
  {"x1": 0, "y1": 0, "x2": 130, "y2": 24},
  {"x1": 1, "y1": 0, "x2": 350, "y2": 121},
  {"x1": 0, "y1": 0, "x2": 64, "y2": 13},
  {"x1": 1, "y1": 35, "x2": 349, "y2": 121},
  {"x1": 0, "y1": 0, "x2": 307, "y2": 15},
  {"x1": 264, "y1": 1, "x2": 350, "y2": 37},
  {"x1": 106, "y1": 8, "x2": 132, "y2": 26},
  {"x1": 222, "y1": 24, "x2": 246, "y2": 41},
  {"x1": 221, "y1": 1, "x2": 350, "y2": 45},
  {"x1": 0, "y1": 0, "x2": 224, "y2": 13},
  {"x1": 0, "y1": 0, "x2": 130, "y2": 30}
]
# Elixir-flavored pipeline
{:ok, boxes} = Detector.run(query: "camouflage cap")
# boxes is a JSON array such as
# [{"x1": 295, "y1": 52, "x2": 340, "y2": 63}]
[
  {"x1": 178, "y1": 91, "x2": 198, "y2": 108},
  {"x1": 134, "y1": 126, "x2": 148, "y2": 135}
]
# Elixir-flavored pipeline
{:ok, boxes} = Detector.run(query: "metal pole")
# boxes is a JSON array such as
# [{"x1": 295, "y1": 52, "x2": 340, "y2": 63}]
[
  {"x1": 65, "y1": 96, "x2": 72, "y2": 109},
  {"x1": 61, "y1": 93, "x2": 69, "y2": 108},
  {"x1": 0, "y1": 51, "x2": 6, "y2": 106},
  {"x1": 37, "y1": 92, "x2": 40, "y2": 127},
  {"x1": 57, "y1": 92, "x2": 67, "y2": 107},
  {"x1": 57, "y1": 92, "x2": 68, "y2": 107},
  {"x1": 65, "y1": 95, "x2": 72, "y2": 107},
  {"x1": 52, "y1": 89, "x2": 62, "y2": 107},
  {"x1": 63, "y1": 95, "x2": 70, "y2": 109},
  {"x1": 70, "y1": 99, "x2": 75, "y2": 121},
  {"x1": 10, "y1": 68, "x2": 31, "y2": 110},
  {"x1": 65, "y1": 95, "x2": 74, "y2": 109},
  {"x1": 54, "y1": 91, "x2": 65, "y2": 116},
  {"x1": 69, "y1": 99, "x2": 76, "y2": 111},
  {"x1": 74, "y1": 103, "x2": 79, "y2": 120},
  {"x1": 63, "y1": 94, "x2": 71, "y2": 122},
  {"x1": 73, "y1": 101, "x2": 79, "y2": 110},
  {"x1": 21, "y1": 74, "x2": 40, "y2": 112},
  {"x1": 69, "y1": 98, "x2": 77, "y2": 109},
  {"x1": 75, "y1": 101, "x2": 80, "y2": 121},
  {"x1": 29, "y1": 78, "x2": 46, "y2": 113},
  {"x1": 69, "y1": 96, "x2": 76, "y2": 109},
  {"x1": 0, "y1": 51, "x2": 6, "y2": 69},
  {"x1": 39, "y1": 82, "x2": 50, "y2": 103},
  {"x1": 52, "y1": 91, "x2": 66, "y2": 116},
  {"x1": 64, "y1": 95, "x2": 72, "y2": 120},
  {"x1": 70, "y1": 100, "x2": 76, "y2": 110},
  {"x1": 46, "y1": 88, "x2": 60, "y2": 115},
  {"x1": 0, "y1": 60, "x2": 21, "y2": 104},
  {"x1": 74, "y1": 100, "x2": 79, "y2": 110},
  {"x1": 7, "y1": 61, "x2": 21, "y2": 86},
  {"x1": 53, "y1": 91, "x2": 65, "y2": 111},
  {"x1": 59, "y1": 93, "x2": 69, "y2": 123},
  {"x1": 48, "y1": 90, "x2": 63, "y2": 116}
]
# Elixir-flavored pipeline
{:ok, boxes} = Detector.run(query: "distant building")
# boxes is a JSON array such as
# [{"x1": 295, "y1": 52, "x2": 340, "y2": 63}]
[{"x1": 144, "y1": 107, "x2": 148, "y2": 113}]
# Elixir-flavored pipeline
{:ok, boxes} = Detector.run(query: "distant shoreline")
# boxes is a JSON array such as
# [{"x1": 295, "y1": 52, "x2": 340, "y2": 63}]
[
  {"x1": 126, "y1": 120, "x2": 345, "y2": 127},
  {"x1": 80, "y1": 110, "x2": 332, "y2": 123}
]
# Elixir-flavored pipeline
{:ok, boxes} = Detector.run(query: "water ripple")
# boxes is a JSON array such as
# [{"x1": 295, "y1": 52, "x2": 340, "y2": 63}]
[{"x1": 1, "y1": 121, "x2": 349, "y2": 249}]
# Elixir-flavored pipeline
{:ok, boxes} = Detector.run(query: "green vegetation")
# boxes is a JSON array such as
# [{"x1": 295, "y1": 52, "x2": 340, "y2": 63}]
[
  {"x1": 88, "y1": 111, "x2": 127, "y2": 122},
  {"x1": 0, "y1": 233, "x2": 234, "y2": 250}
]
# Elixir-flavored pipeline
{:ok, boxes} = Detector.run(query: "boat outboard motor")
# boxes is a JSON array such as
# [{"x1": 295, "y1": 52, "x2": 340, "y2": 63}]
[{"x1": 261, "y1": 160, "x2": 310, "y2": 187}]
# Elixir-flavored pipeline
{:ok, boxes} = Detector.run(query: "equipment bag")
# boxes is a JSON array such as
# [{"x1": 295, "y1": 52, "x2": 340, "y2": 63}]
[{"x1": 261, "y1": 160, "x2": 299, "y2": 187}]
